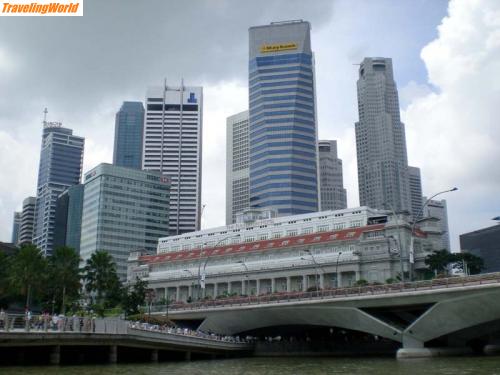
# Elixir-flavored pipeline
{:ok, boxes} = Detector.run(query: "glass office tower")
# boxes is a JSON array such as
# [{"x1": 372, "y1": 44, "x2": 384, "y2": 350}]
[
  {"x1": 113, "y1": 101, "x2": 144, "y2": 169},
  {"x1": 248, "y1": 20, "x2": 319, "y2": 216}
]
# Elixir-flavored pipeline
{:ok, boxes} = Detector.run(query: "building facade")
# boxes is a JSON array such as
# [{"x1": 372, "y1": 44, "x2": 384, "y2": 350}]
[
  {"x1": 53, "y1": 184, "x2": 84, "y2": 254},
  {"x1": 128, "y1": 207, "x2": 443, "y2": 302},
  {"x1": 318, "y1": 140, "x2": 347, "y2": 211},
  {"x1": 408, "y1": 166, "x2": 423, "y2": 219},
  {"x1": 423, "y1": 198, "x2": 450, "y2": 251},
  {"x1": 142, "y1": 84, "x2": 202, "y2": 236},
  {"x1": 80, "y1": 163, "x2": 170, "y2": 280},
  {"x1": 19, "y1": 196, "x2": 36, "y2": 245},
  {"x1": 226, "y1": 110, "x2": 250, "y2": 225},
  {"x1": 33, "y1": 121, "x2": 84, "y2": 256},
  {"x1": 460, "y1": 224, "x2": 500, "y2": 273},
  {"x1": 248, "y1": 20, "x2": 319, "y2": 217},
  {"x1": 11, "y1": 212, "x2": 21, "y2": 245},
  {"x1": 113, "y1": 101, "x2": 145, "y2": 169},
  {"x1": 355, "y1": 57, "x2": 410, "y2": 214}
]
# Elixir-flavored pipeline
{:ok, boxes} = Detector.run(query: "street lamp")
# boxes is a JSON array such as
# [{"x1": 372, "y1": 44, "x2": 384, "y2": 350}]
[
  {"x1": 335, "y1": 252, "x2": 343, "y2": 288},
  {"x1": 301, "y1": 250, "x2": 323, "y2": 295},
  {"x1": 384, "y1": 203, "x2": 405, "y2": 283},
  {"x1": 409, "y1": 187, "x2": 458, "y2": 280}
]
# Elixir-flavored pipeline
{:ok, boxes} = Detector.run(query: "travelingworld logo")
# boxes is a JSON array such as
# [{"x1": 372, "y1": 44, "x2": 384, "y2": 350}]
[{"x1": 1, "y1": 0, "x2": 83, "y2": 16}]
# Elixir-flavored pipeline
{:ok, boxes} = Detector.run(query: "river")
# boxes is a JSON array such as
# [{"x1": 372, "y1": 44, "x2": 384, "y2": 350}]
[{"x1": 1, "y1": 356, "x2": 499, "y2": 375}]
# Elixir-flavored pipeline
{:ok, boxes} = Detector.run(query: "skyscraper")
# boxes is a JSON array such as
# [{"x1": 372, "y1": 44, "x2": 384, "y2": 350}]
[
  {"x1": 355, "y1": 57, "x2": 410, "y2": 213},
  {"x1": 142, "y1": 83, "x2": 202, "y2": 236},
  {"x1": 33, "y1": 114, "x2": 84, "y2": 256},
  {"x1": 80, "y1": 164, "x2": 170, "y2": 280},
  {"x1": 11, "y1": 212, "x2": 21, "y2": 245},
  {"x1": 113, "y1": 101, "x2": 144, "y2": 169},
  {"x1": 53, "y1": 184, "x2": 84, "y2": 254},
  {"x1": 19, "y1": 196, "x2": 36, "y2": 245},
  {"x1": 423, "y1": 198, "x2": 450, "y2": 251},
  {"x1": 408, "y1": 166, "x2": 423, "y2": 219},
  {"x1": 226, "y1": 110, "x2": 250, "y2": 225},
  {"x1": 318, "y1": 140, "x2": 347, "y2": 211},
  {"x1": 248, "y1": 20, "x2": 319, "y2": 217}
]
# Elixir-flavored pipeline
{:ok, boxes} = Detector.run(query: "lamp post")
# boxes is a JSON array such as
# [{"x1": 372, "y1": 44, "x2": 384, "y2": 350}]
[
  {"x1": 409, "y1": 187, "x2": 458, "y2": 281},
  {"x1": 335, "y1": 252, "x2": 343, "y2": 288},
  {"x1": 384, "y1": 203, "x2": 405, "y2": 283},
  {"x1": 236, "y1": 260, "x2": 249, "y2": 296},
  {"x1": 301, "y1": 249, "x2": 323, "y2": 295}
]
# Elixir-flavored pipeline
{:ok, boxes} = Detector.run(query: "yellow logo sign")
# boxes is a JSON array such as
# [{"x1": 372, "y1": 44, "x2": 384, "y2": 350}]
[{"x1": 260, "y1": 42, "x2": 298, "y2": 53}]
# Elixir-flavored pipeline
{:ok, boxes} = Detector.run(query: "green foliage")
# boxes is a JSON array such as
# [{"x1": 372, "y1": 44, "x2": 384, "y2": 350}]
[
  {"x1": 354, "y1": 279, "x2": 368, "y2": 286},
  {"x1": 424, "y1": 249, "x2": 453, "y2": 275},
  {"x1": 83, "y1": 250, "x2": 122, "y2": 307},
  {"x1": 122, "y1": 277, "x2": 148, "y2": 317},
  {"x1": 9, "y1": 244, "x2": 48, "y2": 309},
  {"x1": 425, "y1": 249, "x2": 485, "y2": 276},
  {"x1": 452, "y1": 252, "x2": 484, "y2": 275}
]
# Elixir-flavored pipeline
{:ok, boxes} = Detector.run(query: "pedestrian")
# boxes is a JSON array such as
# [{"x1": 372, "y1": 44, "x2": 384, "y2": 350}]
[{"x1": 0, "y1": 308, "x2": 5, "y2": 330}]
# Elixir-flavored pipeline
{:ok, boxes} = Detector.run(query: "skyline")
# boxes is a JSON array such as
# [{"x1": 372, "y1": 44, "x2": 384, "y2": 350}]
[{"x1": 1, "y1": 0, "x2": 499, "y2": 251}]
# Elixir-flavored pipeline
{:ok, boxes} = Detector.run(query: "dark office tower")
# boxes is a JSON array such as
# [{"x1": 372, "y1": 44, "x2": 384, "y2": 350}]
[
  {"x1": 355, "y1": 57, "x2": 411, "y2": 213},
  {"x1": 408, "y1": 166, "x2": 423, "y2": 219},
  {"x1": 113, "y1": 101, "x2": 145, "y2": 169},
  {"x1": 33, "y1": 112, "x2": 84, "y2": 256},
  {"x1": 53, "y1": 184, "x2": 84, "y2": 254},
  {"x1": 11, "y1": 212, "x2": 21, "y2": 245},
  {"x1": 318, "y1": 140, "x2": 347, "y2": 211},
  {"x1": 19, "y1": 196, "x2": 36, "y2": 245},
  {"x1": 248, "y1": 20, "x2": 319, "y2": 217}
]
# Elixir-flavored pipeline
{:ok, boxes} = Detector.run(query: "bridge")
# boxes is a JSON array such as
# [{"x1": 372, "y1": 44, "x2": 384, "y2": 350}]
[
  {"x1": 155, "y1": 273, "x2": 500, "y2": 358},
  {"x1": 0, "y1": 318, "x2": 253, "y2": 365}
]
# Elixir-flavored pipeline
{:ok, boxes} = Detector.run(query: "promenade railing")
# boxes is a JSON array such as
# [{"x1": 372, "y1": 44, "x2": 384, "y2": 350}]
[{"x1": 149, "y1": 272, "x2": 500, "y2": 313}]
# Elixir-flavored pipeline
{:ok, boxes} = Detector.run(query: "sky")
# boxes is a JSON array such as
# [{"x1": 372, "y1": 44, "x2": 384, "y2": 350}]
[{"x1": 1, "y1": 0, "x2": 499, "y2": 251}]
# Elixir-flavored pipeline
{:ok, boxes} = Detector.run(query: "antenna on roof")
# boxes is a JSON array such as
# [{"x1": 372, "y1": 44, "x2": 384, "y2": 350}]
[{"x1": 43, "y1": 108, "x2": 48, "y2": 127}]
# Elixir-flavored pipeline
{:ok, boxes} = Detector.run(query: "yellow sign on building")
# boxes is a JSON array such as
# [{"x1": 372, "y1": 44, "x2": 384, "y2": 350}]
[{"x1": 260, "y1": 42, "x2": 298, "y2": 53}]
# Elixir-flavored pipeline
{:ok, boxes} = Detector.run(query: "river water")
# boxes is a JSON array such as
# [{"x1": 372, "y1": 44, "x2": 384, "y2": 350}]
[{"x1": 1, "y1": 356, "x2": 500, "y2": 375}]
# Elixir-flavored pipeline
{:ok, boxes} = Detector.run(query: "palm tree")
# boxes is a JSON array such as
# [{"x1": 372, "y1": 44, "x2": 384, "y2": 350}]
[
  {"x1": 83, "y1": 250, "x2": 121, "y2": 305},
  {"x1": 9, "y1": 244, "x2": 47, "y2": 309},
  {"x1": 49, "y1": 246, "x2": 81, "y2": 314}
]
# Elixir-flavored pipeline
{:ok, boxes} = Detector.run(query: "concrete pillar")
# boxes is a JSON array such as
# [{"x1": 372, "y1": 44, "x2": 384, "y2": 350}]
[
  {"x1": 188, "y1": 285, "x2": 193, "y2": 299},
  {"x1": 355, "y1": 271, "x2": 361, "y2": 281},
  {"x1": 271, "y1": 278, "x2": 276, "y2": 293},
  {"x1": 242, "y1": 279, "x2": 247, "y2": 295},
  {"x1": 227, "y1": 282, "x2": 232, "y2": 294},
  {"x1": 256, "y1": 279, "x2": 261, "y2": 295},
  {"x1": 319, "y1": 274, "x2": 324, "y2": 289},
  {"x1": 109, "y1": 345, "x2": 117, "y2": 364},
  {"x1": 302, "y1": 275, "x2": 308, "y2": 292},
  {"x1": 150, "y1": 349, "x2": 159, "y2": 362},
  {"x1": 337, "y1": 272, "x2": 343, "y2": 288},
  {"x1": 176, "y1": 287, "x2": 180, "y2": 301},
  {"x1": 286, "y1": 277, "x2": 291, "y2": 292},
  {"x1": 50, "y1": 346, "x2": 60, "y2": 365},
  {"x1": 185, "y1": 351, "x2": 191, "y2": 361},
  {"x1": 214, "y1": 283, "x2": 218, "y2": 298}
]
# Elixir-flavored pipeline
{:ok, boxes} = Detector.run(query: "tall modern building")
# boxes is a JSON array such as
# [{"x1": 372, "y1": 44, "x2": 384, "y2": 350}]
[
  {"x1": 33, "y1": 117, "x2": 84, "y2": 256},
  {"x1": 423, "y1": 198, "x2": 450, "y2": 251},
  {"x1": 11, "y1": 212, "x2": 21, "y2": 245},
  {"x1": 460, "y1": 224, "x2": 500, "y2": 273},
  {"x1": 226, "y1": 110, "x2": 250, "y2": 224},
  {"x1": 113, "y1": 101, "x2": 145, "y2": 169},
  {"x1": 248, "y1": 20, "x2": 319, "y2": 217},
  {"x1": 142, "y1": 83, "x2": 202, "y2": 236},
  {"x1": 318, "y1": 140, "x2": 347, "y2": 211},
  {"x1": 53, "y1": 184, "x2": 84, "y2": 254},
  {"x1": 80, "y1": 163, "x2": 170, "y2": 279},
  {"x1": 408, "y1": 166, "x2": 423, "y2": 219},
  {"x1": 355, "y1": 57, "x2": 410, "y2": 214},
  {"x1": 19, "y1": 196, "x2": 36, "y2": 245}
]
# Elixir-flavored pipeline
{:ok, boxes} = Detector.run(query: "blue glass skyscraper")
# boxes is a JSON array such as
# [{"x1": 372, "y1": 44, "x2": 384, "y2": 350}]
[
  {"x1": 113, "y1": 101, "x2": 144, "y2": 169},
  {"x1": 248, "y1": 20, "x2": 319, "y2": 216},
  {"x1": 33, "y1": 118, "x2": 84, "y2": 256}
]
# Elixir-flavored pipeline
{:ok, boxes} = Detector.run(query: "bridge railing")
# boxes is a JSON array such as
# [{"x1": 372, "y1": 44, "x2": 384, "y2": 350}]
[
  {"x1": 0, "y1": 314, "x2": 106, "y2": 333},
  {"x1": 152, "y1": 272, "x2": 500, "y2": 312}
]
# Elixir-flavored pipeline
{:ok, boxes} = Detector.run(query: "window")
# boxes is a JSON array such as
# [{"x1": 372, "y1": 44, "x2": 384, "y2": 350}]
[
  {"x1": 302, "y1": 227, "x2": 313, "y2": 235},
  {"x1": 272, "y1": 232, "x2": 281, "y2": 239},
  {"x1": 317, "y1": 225, "x2": 329, "y2": 232}
]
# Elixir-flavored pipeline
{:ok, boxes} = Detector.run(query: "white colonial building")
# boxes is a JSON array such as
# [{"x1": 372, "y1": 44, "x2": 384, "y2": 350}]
[{"x1": 128, "y1": 207, "x2": 444, "y2": 302}]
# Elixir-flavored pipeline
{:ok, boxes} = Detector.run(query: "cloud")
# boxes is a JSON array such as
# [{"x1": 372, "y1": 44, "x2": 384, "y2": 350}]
[{"x1": 403, "y1": 0, "x2": 500, "y2": 249}]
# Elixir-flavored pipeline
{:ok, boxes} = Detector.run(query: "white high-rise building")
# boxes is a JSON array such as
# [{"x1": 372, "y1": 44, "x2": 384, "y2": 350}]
[
  {"x1": 142, "y1": 83, "x2": 203, "y2": 236},
  {"x1": 408, "y1": 166, "x2": 423, "y2": 219},
  {"x1": 318, "y1": 140, "x2": 347, "y2": 211},
  {"x1": 355, "y1": 57, "x2": 410, "y2": 213},
  {"x1": 226, "y1": 110, "x2": 250, "y2": 225},
  {"x1": 423, "y1": 198, "x2": 450, "y2": 251},
  {"x1": 19, "y1": 196, "x2": 36, "y2": 245}
]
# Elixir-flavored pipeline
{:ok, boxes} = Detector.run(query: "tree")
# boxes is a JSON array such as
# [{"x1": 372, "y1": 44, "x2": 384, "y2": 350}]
[
  {"x1": 0, "y1": 251, "x2": 11, "y2": 306},
  {"x1": 9, "y1": 244, "x2": 47, "y2": 309},
  {"x1": 83, "y1": 250, "x2": 121, "y2": 307},
  {"x1": 122, "y1": 277, "x2": 148, "y2": 316},
  {"x1": 424, "y1": 250, "x2": 453, "y2": 275},
  {"x1": 48, "y1": 246, "x2": 81, "y2": 314},
  {"x1": 452, "y1": 253, "x2": 484, "y2": 275}
]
